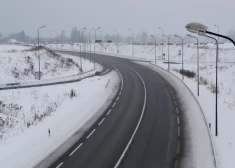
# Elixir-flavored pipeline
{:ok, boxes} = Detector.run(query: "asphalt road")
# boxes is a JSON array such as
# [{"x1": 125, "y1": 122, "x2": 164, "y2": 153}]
[{"x1": 49, "y1": 51, "x2": 179, "y2": 168}]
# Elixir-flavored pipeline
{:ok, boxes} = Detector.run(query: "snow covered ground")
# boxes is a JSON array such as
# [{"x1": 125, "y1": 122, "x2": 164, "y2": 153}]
[
  {"x1": 0, "y1": 45, "x2": 96, "y2": 86},
  {"x1": 59, "y1": 42, "x2": 234, "y2": 168},
  {"x1": 0, "y1": 70, "x2": 120, "y2": 168}
]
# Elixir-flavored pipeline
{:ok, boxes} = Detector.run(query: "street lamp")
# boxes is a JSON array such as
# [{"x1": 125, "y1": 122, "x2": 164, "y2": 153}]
[
  {"x1": 150, "y1": 35, "x2": 156, "y2": 65},
  {"x1": 79, "y1": 27, "x2": 86, "y2": 70},
  {"x1": 38, "y1": 25, "x2": 46, "y2": 80},
  {"x1": 174, "y1": 34, "x2": 184, "y2": 80},
  {"x1": 94, "y1": 27, "x2": 101, "y2": 68},
  {"x1": 186, "y1": 34, "x2": 199, "y2": 96},
  {"x1": 205, "y1": 35, "x2": 219, "y2": 137},
  {"x1": 214, "y1": 24, "x2": 219, "y2": 45},
  {"x1": 158, "y1": 27, "x2": 164, "y2": 60},
  {"x1": 113, "y1": 29, "x2": 119, "y2": 54},
  {"x1": 89, "y1": 28, "x2": 95, "y2": 62},
  {"x1": 163, "y1": 34, "x2": 170, "y2": 71},
  {"x1": 129, "y1": 28, "x2": 134, "y2": 56}
]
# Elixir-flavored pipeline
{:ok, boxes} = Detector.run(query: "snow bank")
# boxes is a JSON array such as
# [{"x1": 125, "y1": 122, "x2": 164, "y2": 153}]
[{"x1": 0, "y1": 70, "x2": 120, "y2": 168}]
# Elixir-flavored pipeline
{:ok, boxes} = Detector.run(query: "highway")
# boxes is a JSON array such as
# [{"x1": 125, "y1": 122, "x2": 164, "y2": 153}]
[{"x1": 49, "y1": 51, "x2": 179, "y2": 168}]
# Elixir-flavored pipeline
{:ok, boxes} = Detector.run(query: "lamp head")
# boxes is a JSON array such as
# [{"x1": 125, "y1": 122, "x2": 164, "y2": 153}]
[{"x1": 185, "y1": 22, "x2": 207, "y2": 36}]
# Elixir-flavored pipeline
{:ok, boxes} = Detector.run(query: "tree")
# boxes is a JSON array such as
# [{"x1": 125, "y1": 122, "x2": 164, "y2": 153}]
[
  {"x1": 70, "y1": 28, "x2": 79, "y2": 43},
  {"x1": 141, "y1": 31, "x2": 148, "y2": 44}
]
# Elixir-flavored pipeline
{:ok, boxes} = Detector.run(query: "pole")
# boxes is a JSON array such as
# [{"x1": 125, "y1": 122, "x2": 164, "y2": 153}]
[
  {"x1": 182, "y1": 38, "x2": 184, "y2": 80},
  {"x1": 168, "y1": 37, "x2": 169, "y2": 71},
  {"x1": 94, "y1": 27, "x2": 101, "y2": 68},
  {"x1": 129, "y1": 29, "x2": 134, "y2": 56},
  {"x1": 38, "y1": 29, "x2": 40, "y2": 80},
  {"x1": 89, "y1": 29, "x2": 94, "y2": 63},
  {"x1": 205, "y1": 35, "x2": 218, "y2": 136},
  {"x1": 197, "y1": 38, "x2": 199, "y2": 96},
  {"x1": 158, "y1": 27, "x2": 164, "y2": 60},
  {"x1": 155, "y1": 37, "x2": 156, "y2": 65}
]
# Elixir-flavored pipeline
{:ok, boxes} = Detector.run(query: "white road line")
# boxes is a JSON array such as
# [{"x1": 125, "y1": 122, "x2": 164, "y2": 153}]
[
  {"x1": 98, "y1": 118, "x2": 105, "y2": 126},
  {"x1": 107, "y1": 109, "x2": 112, "y2": 115},
  {"x1": 176, "y1": 107, "x2": 179, "y2": 114},
  {"x1": 119, "y1": 91, "x2": 121, "y2": 95},
  {"x1": 69, "y1": 143, "x2": 83, "y2": 156},
  {"x1": 56, "y1": 162, "x2": 64, "y2": 168},
  {"x1": 112, "y1": 102, "x2": 116, "y2": 107},
  {"x1": 178, "y1": 126, "x2": 180, "y2": 137},
  {"x1": 170, "y1": 90, "x2": 173, "y2": 94},
  {"x1": 177, "y1": 116, "x2": 180, "y2": 124},
  {"x1": 86, "y1": 129, "x2": 96, "y2": 139},
  {"x1": 172, "y1": 95, "x2": 175, "y2": 100},
  {"x1": 177, "y1": 141, "x2": 180, "y2": 154},
  {"x1": 113, "y1": 61, "x2": 147, "y2": 168},
  {"x1": 174, "y1": 100, "x2": 177, "y2": 106},
  {"x1": 116, "y1": 96, "x2": 119, "y2": 101}
]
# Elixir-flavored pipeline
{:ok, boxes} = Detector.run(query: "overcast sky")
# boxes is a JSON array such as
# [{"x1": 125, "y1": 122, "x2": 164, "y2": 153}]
[{"x1": 0, "y1": 0, "x2": 234, "y2": 37}]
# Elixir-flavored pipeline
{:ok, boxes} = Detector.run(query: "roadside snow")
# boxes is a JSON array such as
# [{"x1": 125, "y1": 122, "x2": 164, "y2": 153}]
[{"x1": 0, "y1": 70, "x2": 120, "y2": 168}]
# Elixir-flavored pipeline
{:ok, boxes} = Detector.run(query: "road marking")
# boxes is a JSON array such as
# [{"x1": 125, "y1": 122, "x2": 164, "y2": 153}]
[
  {"x1": 119, "y1": 91, "x2": 121, "y2": 95},
  {"x1": 86, "y1": 129, "x2": 96, "y2": 139},
  {"x1": 98, "y1": 118, "x2": 105, "y2": 126},
  {"x1": 172, "y1": 95, "x2": 175, "y2": 100},
  {"x1": 116, "y1": 96, "x2": 119, "y2": 101},
  {"x1": 174, "y1": 100, "x2": 177, "y2": 106},
  {"x1": 178, "y1": 126, "x2": 180, "y2": 136},
  {"x1": 174, "y1": 160, "x2": 179, "y2": 168},
  {"x1": 176, "y1": 107, "x2": 179, "y2": 114},
  {"x1": 170, "y1": 90, "x2": 173, "y2": 94},
  {"x1": 177, "y1": 116, "x2": 180, "y2": 124},
  {"x1": 177, "y1": 141, "x2": 180, "y2": 154},
  {"x1": 56, "y1": 162, "x2": 64, "y2": 168},
  {"x1": 113, "y1": 61, "x2": 147, "y2": 168},
  {"x1": 112, "y1": 102, "x2": 116, "y2": 107},
  {"x1": 69, "y1": 143, "x2": 83, "y2": 156},
  {"x1": 107, "y1": 109, "x2": 112, "y2": 115}
]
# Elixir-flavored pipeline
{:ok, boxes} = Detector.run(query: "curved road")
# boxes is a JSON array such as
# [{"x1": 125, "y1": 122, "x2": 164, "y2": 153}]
[{"x1": 49, "y1": 51, "x2": 179, "y2": 168}]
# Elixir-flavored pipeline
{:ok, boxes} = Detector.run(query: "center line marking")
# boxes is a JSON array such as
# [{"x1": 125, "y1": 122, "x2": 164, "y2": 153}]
[
  {"x1": 177, "y1": 141, "x2": 180, "y2": 154},
  {"x1": 98, "y1": 118, "x2": 105, "y2": 125},
  {"x1": 86, "y1": 129, "x2": 96, "y2": 139},
  {"x1": 119, "y1": 92, "x2": 121, "y2": 95},
  {"x1": 178, "y1": 126, "x2": 180, "y2": 136},
  {"x1": 56, "y1": 162, "x2": 64, "y2": 168},
  {"x1": 170, "y1": 90, "x2": 173, "y2": 94},
  {"x1": 174, "y1": 100, "x2": 177, "y2": 106},
  {"x1": 69, "y1": 143, "x2": 83, "y2": 156},
  {"x1": 177, "y1": 116, "x2": 180, "y2": 124},
  {"x1": 176, "y1": 107, "x2": 179, "y2": 114},
  {"x1": 173, "y1": 95, "x2": 175, "y2": 99},
  {"x1": 116, "y1": 96, "x2": 119, "y2": 101},
  {"x1": 107, "y1": 109, "x2": 112, "y2": 115},
  {"x1": 112, "y1": 102, "x2": 116, "y2": 107}
]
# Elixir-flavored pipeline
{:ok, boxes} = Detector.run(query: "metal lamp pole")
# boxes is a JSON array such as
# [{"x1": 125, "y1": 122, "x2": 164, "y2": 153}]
[
  {"x1": 94, "y1": 27, "x2": 101, "y2": 68},
  {"x1": 158, "y1": 27, "x2": 164, "y2": 60},
  {"x1": 79, "y1": 27, "x2": 86, "y2": 70},
  {"x1": 214, "y1": 24, "x2": 219, "y2": 45},
  {"x1": 129, "y1": 28, "x2": 134, "y2": 56},
  {"x1": 187, "y1": 34, "x2": 199, "y2": 96},
  {"x1": 205, "y1": 35, "x2": 218, "y2": 136},
  {"x1": 174, "y1": 35, "x2": 184, "y2": 80},
  {"x1": 113, "y1": 29, "x2": 119, "y2": 54},
  {"x1": 163, "y1": 35, "x2": 170, "y2": 71},
  {"x1": 89, "y1": 28, "x2": 94, "y2": 62},
  {"x1": 150, "y1": 35, "x2": 156, "y2": 65},
  {"x1": 38, "y1": 25, "x2": 46, "y2": 80}
]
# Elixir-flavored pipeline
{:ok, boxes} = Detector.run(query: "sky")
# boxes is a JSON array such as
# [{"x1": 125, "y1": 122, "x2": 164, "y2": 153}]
[{"x1": 0, "y1": 0, "x2": 234, "y2": 38}]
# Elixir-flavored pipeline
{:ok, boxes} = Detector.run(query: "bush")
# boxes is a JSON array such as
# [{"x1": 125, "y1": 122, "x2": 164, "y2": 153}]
[{"x1": 179, "y1": 69, "x2": 196, "y2": 78}]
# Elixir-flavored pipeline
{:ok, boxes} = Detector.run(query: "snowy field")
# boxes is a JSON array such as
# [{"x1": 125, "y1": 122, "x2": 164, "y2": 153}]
[
  {"x1": 0, "y1": 70, "x2": 120, "y2": 168},
  {"x1": 0, "y1": 45, "x2": 95, "y2": 86},
  {"x1": 57, "y1": 42, "x2": 235, "y2": 168}
]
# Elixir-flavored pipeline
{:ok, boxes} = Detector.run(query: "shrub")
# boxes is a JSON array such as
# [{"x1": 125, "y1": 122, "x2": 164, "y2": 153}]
[{"x1": 179, "y1": 69, "x2": 196, "y2": 78}]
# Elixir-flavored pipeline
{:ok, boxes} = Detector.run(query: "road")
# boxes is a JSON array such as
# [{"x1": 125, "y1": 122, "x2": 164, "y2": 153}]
[{"x1": 49, "y1": 51, "x2": 179, "y2": 168}]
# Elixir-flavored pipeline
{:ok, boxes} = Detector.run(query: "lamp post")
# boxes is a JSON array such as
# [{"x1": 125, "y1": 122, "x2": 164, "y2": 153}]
[
  {"x1": 51, "y1": 31, "x2": 55, "y2": 48},
  {"x1": 205, "y1": 35, "x2": 219, "y2": 137},
  {"x1": 150, "y1": 35, "x2": 156, "y2": 65},
  {"x1": 186, "y1": 34, "x2": 199, "y2": 96},
  {"x1": 214, "y1": 24, "x2": 220, "y2": 45},
  {"x1": 89, "y1": 28, "x2": 94, "y2": 62},
  {"x1": 129, "y1": 28, "x2": 134, "y2": 56},
  {"x1": 158, "y1": 27, "x2": 164, "y2": 60},
  {"x1": 174, "y1": 35, "x2": 184, "y2": 80},
  {"x1": 113, "y1": 29, "x2": 119, "y2": 54},
  {"x1": 163, "y1": 35, "x2": 170, "y2": 71},
  {"x1": 185, "y1": 22, "x2": 235, "y2": 137},
  {"x1": 38, "y1": 25, "x2": 46, "y2": 80},
  {"x1": 94, "y1": 27, "x2": 101, "y2": 68},
  {"x1": 79, "y1": 27, "x2": 86, "y2": 70}
]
